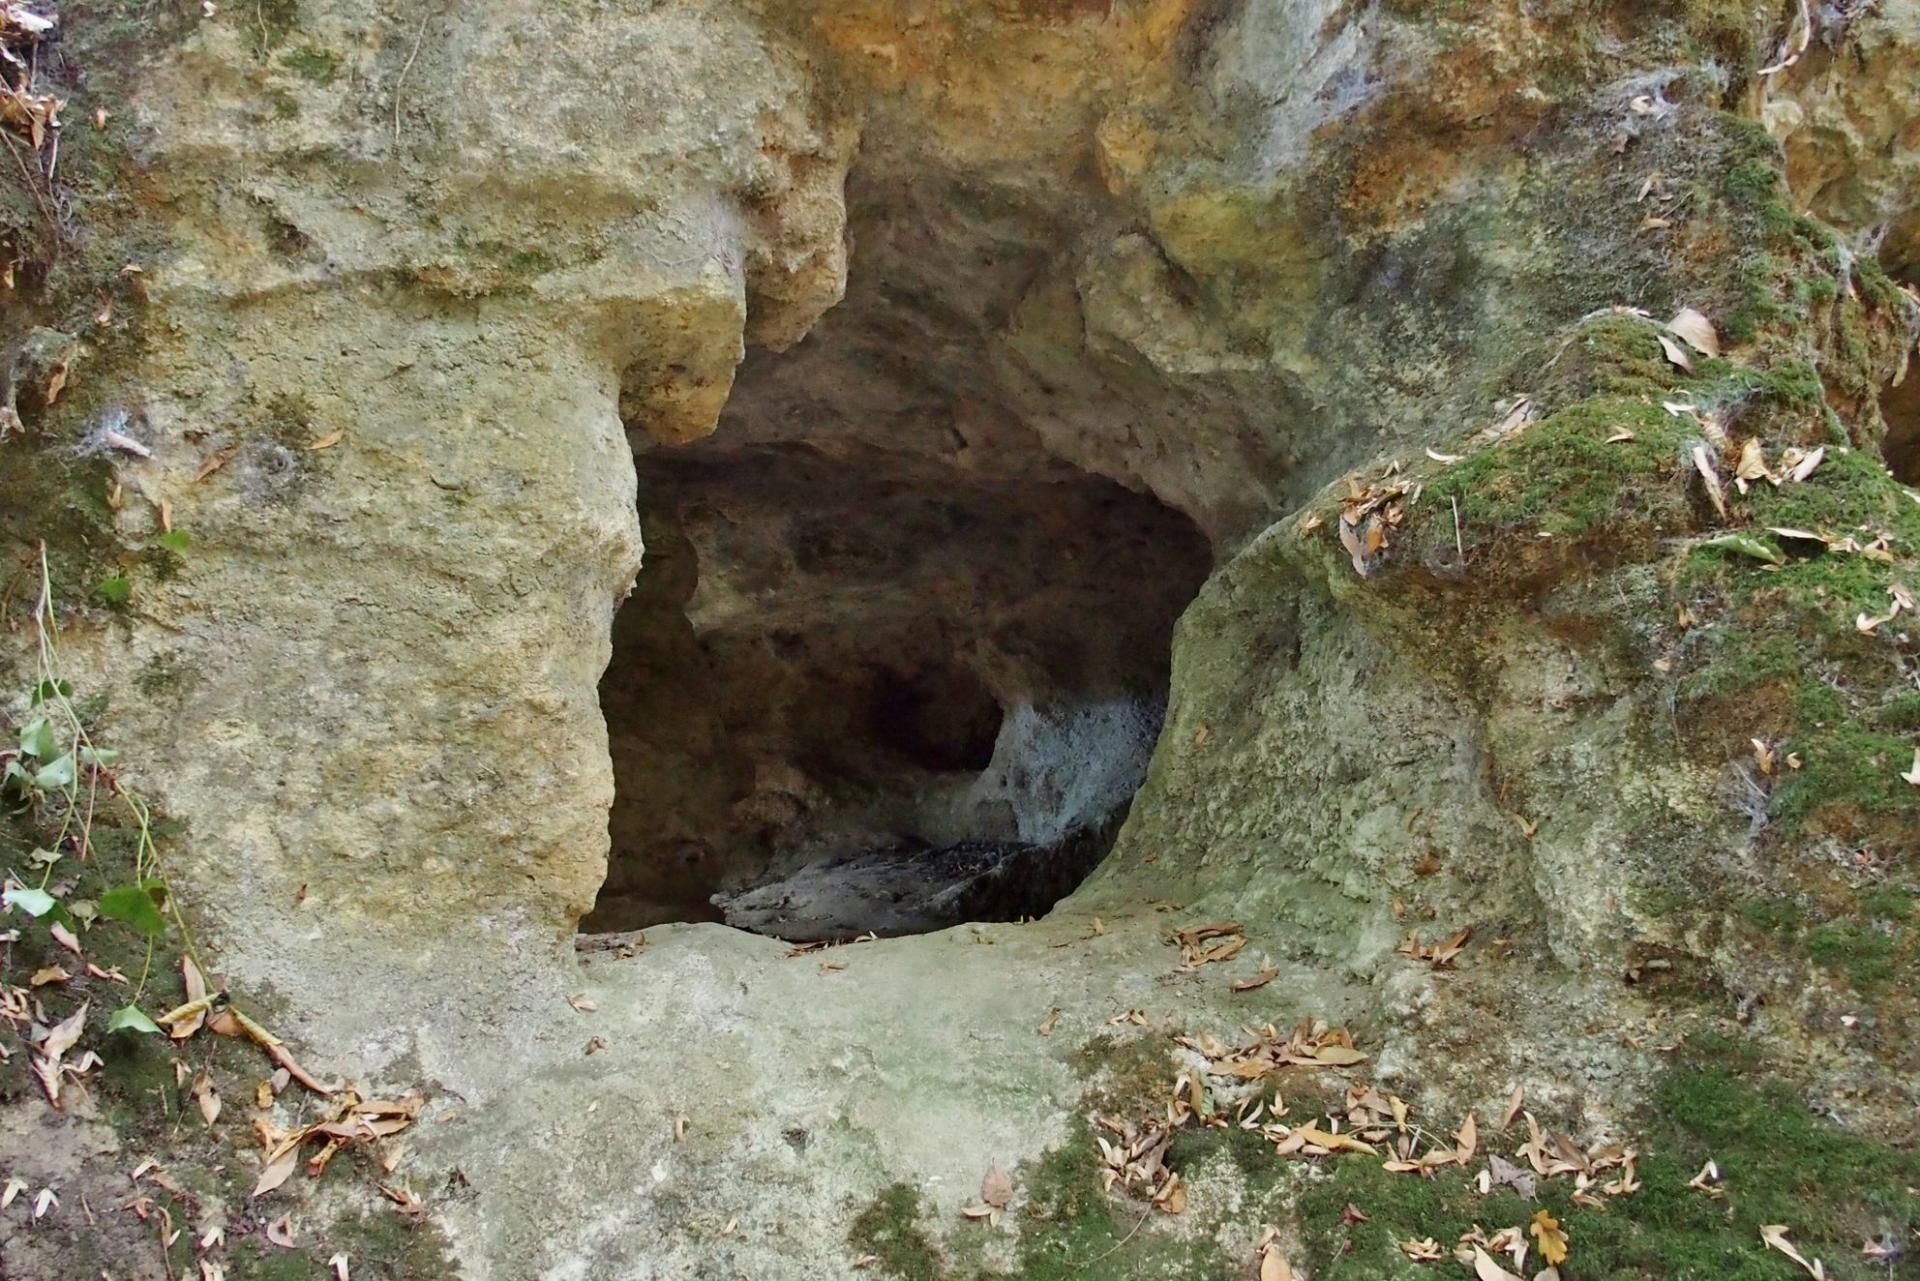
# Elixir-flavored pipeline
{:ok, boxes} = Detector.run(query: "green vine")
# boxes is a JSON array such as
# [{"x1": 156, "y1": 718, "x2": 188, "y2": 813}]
[{"x1": 2, "y1": 539, "x2": 201, "y2": 1033}]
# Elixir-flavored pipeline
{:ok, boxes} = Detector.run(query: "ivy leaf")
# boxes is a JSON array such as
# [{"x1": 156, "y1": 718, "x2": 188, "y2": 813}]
[
  {"x1": 156, "y1": 530, "x2": 191, "y2": 553},
  {"x1": 99, "y1": 881, "x2": 168, "y2": 937},
  {"x1": 3, "y1": 885, "x2": 58, "y2": 917},
  {"x1": 97, "y1": 575, "x2": 131, "y2": 606},
  {"x1": 29, "y1": 679, "x2": 70, "y2": 706},
  {"x1": 32, "y1": 753, "x2": 76, "y2": 791},
  {"x1": 107, "y1": 1004, "x2": 163, "y2": 1035},
  {"x1": 17, "y1": 717, "x2": 55, "y2": 760}
]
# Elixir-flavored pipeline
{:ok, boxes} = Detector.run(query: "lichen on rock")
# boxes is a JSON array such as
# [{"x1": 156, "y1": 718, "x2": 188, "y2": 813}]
[{"x1": 3, "y1": 0, "x2": 1920, "y2": 1277}]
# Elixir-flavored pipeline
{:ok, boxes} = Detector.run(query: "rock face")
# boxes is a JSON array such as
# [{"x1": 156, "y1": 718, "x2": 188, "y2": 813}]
[{"x1": 2, "y1": 1, "x2": 1919, "y2": 1278}]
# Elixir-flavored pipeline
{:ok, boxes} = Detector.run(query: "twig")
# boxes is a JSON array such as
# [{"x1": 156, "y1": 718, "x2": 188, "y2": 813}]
[
  {"x1": 391, "y1": 9, "x2": 432, "y2": 145},
  {"x1": 1451, "y1": 495, "x2": 1464, "y2": 559},
  {"x1": 1071, "y1": 1207, "x2": 1151, "y2": 1273}
]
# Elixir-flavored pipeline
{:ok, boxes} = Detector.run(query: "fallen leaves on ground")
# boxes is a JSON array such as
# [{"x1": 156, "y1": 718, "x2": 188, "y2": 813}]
[
  {"x1": 1257, "y1": 1227, "x2": 1294, "y2": 1280},
  {"x1": 1174, "y1": 1017, "x2": 1369, "y2": 1084},
  {"x1": 251, "y1": 1090, "x2": 422, "y2": 1199},
  {"x1": 1335, "y1": 473, "x2": 1415, "y2": 578},
  {"x1": 962, "y1": 1163, "x2": 1014, "y2": 1227},
  {"x1": 1855, "y1": 582, "x2": 1914, "y2": 636},
  {"x1": 1232, "y1": 962, "x2": 1279, "y2": 993},
  {"x1": 1398, "y1": 926, "x2": 1470, "y2": 969},
  {"x1": 1761, "y1": 1223, "x2": 1828, "y2": 1278},
  {"x1": 1665, "y1": 307, "x2": 1720, "y2": 358},
  {"x1": 1173, "y1": 921, "x2": 1246, "y2": 970},
  {"x1": 1687, "y1": 1159, "x2": 1723, "y2": 1198},
  {"x1": 1690, "y1": 444, "x2": 1728, "y2": 518}
]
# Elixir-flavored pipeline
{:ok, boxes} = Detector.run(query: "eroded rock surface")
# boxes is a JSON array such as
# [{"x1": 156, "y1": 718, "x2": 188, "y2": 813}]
[{"x1": 2, "y1": 1, "x2": 1920, "y2": 1278}]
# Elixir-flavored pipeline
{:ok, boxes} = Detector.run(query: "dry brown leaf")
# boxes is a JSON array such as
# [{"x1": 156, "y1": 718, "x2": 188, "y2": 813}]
[
  {"x1": 49, "y1": 920, "x2": 82, "y2": 957},
  {"x1": 1399, "y1": 1238, "x2": 1445, "y2": 1261},
  {"x1": 981, "y1": 1164, "x2": 1013, "y2": 1209},
  {"x1": 1259, "y1": 1243, "x2": 1294, "y2": 1281},
  {"x1": 192, "y1": 1070, "x2": 221, "y2": 1127},
  {"x1": 195, "y1": 445, "x2": 239, "y2": 483},
  {"x1": 1312, "y1": 1044, "x2": 1369, "y2": 1066},
  {"x1": 1338, "y1": 515, "x2": 1373, "y2": 578},
  {"x1": 1036, "y1": 1007, "x2": 1060, "y2": 1037},
  {"x1": 308, "y1": 431, "x2": 344, "y2": 451},
  {"x1": 1232, "y1": 964, "x2": 1279, "y2": 994},
  {"x1": 1454, "y1": 1113, "x2": 1478, "y2": 1163},
  {"x1": 1293, "y1": 1125, "x2": 1377, "y2": 1155},
  {"x1": 1501, "y1": 1085, "x2": 1524, "y2": 1130},
  {"x1": 1691, "y1": 444, "x2": 1728, "y2": 519},
  {"x1": 1472, "y1": 1245, "x2": 1525, "y2": 1281},
  {"x1": 29, "y1": 966, "x2": 69, "y2": 987},
  {"x1": 1785, "y1": 445, "x2": 1825, "y2": 483},
  {"x1": 378, "y1": 1183, "x2": 425, "y2": 1217},
  {"x1": 1666, "y1": 308, "x2": 1720, "y2": 358},
  {"x1": 252, "y1": 1144, "x2": 300, "y2": 1199},
  {"x1": 1760, "y1": 1224, "x2": 1824, "y2": 1278},
  {"x1": 1657, "y1": 333, "x2": 1693, "y2": 372},
  {"x1": 41, "y1": 1001, "x2": 88, "y2": 1061}
]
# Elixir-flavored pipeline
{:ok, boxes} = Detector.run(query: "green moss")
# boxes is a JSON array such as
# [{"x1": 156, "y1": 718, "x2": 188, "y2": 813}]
[
  {"x1": 1684, "y1": 0, "x2": 1763, "y2": 72},
  {"x1": 1859, "y1": 888, "x2": 1915, "y2": 922},
  {"x1": 1805, "y1": 921, "x2": 1899, "y2": 990},
  {"x1": 279, "y1": 45, "x2": 339, "y2": 84},
  {"x1": 1739, "y1": 896, "x2": 1805, "y2": 934},
  {"x1": 1297, "y1": 1065, "x2": 1920, "y2": 1280},
  {"x1": 1771, "y1": 721, "x2": 1920, "y2": 835},
  {"x1": 1670, "y1": 442, "x2": 1920, "y2": 845},
  {"x1": 1425, "y1": 394, "x2": 1694, "y2": 540},
  {"x1": 240, "y1": 0, "x2": 300, "y2": 56},
  {"x1": 1012, "y1": 1137, "x2": 1237, "y2": 1281},
  {"x1": 848, "y1": 1184, "x2": 945, "y2": 1281}
]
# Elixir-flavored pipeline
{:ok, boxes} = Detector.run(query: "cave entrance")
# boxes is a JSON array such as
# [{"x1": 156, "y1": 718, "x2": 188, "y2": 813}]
[{"x1": 582, "y1": 441, "x2": 1211, "y2": 941}]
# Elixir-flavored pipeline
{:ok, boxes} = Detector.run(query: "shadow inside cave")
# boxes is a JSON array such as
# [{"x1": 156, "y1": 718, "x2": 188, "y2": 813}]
[{"x1": 581, "y1": 441, "x2": 1211, "y2": 941}]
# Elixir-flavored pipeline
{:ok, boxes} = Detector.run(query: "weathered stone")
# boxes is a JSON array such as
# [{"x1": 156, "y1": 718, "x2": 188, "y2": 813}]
[{"x1": 2, "y1": 1, "x2": 1918, "y2": 1277}]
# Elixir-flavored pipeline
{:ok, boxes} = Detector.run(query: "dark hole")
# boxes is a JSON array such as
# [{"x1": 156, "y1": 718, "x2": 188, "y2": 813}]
[
  {"x1": 866, "y1": 662, "x2": 1002, "y2": 773},
  {"x1": 581, "y1": 444, "x2": 1210, "y2": 941}
]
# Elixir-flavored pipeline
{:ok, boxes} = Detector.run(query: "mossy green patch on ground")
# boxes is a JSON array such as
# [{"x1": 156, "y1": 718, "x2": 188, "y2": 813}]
[
  {"x1": 1295, "y1": 1063, "x2": 1920, "y2": 1280},
  {"x1": 1660, "y1": 437, "x2": 1920, "y2": 854},
  {"x1": 1423, "y1": 393, "x2": 1696, "y2": 543},
  {"x1": 849, "y1": 1184, "x2": 945, "y2": 1281},
  {"x1": 279, "y1": 45, "x2": 340, "y2": 84},
  {"x1": 1012, "y1": 1136, "x2": 1239, "y2": 1281},
  {"x1": 1804, "y1": 921, "x2": 1899, "y2": 992}
]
